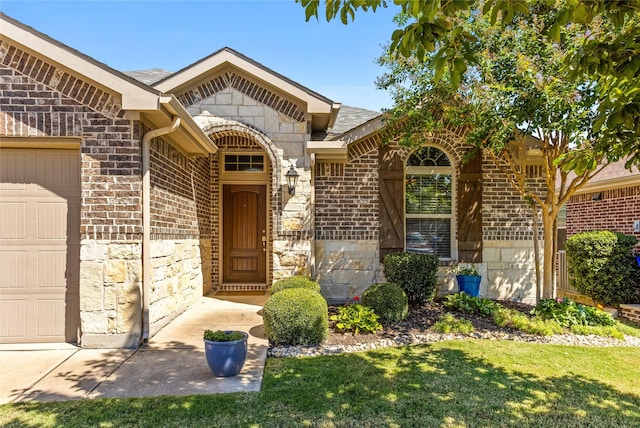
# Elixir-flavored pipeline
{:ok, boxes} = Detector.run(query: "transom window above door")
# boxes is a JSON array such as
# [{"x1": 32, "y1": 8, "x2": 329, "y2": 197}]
[
  {"x1": 405, "y1": 146, "x2": 454, "y2": 259},
  {"x1": 224, "y1": 154, "x2": 265, "y2": 172}
]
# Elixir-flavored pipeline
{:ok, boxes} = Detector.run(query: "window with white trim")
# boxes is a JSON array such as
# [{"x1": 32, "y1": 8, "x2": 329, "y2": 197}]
[
  {"x1": 405, "y1": 146, "x2": 454, "y2": 258},
  {"x1": 224, "y1": 154, "x2": 264, "y2": 172}
]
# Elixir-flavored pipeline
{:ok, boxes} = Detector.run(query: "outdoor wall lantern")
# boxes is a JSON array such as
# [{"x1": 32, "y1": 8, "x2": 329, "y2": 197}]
[{"x1": 285, "y1": 165, "x2": 299, "y2": 196}]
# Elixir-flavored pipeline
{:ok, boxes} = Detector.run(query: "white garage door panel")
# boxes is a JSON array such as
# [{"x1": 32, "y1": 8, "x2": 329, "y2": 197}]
[
  {"x1": 0, "y1": 148, "x2": 80, "y2": 344},
  {"x1": 0, "y1": 300, "x2": 26, "y2": 338},
  {"x1": 0, "y1": 153, "x2": 26, "y2": 190},
  {"x1": 0, "y1": 251, "x2": 27, "y2": 289}
]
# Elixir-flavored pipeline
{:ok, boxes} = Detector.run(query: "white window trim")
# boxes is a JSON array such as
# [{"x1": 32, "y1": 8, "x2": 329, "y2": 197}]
[{"x1": 404, "y1": 146, "x2": 457, "y2": 260}]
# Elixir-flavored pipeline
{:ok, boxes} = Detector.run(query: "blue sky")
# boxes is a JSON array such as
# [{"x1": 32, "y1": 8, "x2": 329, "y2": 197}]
[{"x1": 1, "y1": 0, "x2": 401, "y2": 111}]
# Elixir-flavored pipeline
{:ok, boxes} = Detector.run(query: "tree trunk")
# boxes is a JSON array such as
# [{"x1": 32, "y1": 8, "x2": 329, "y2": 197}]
[
  {"x1": 530, "y1": 202, "x2": 542, "y2": 301},
  {"x1": 541, "y1": 210, "x2": 556, "y2": 299}
]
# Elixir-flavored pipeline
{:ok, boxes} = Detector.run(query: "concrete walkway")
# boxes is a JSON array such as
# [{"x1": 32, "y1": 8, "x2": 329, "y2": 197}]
[{"x1": 0, "y1": 294, "x2": 268, "y2": 404}]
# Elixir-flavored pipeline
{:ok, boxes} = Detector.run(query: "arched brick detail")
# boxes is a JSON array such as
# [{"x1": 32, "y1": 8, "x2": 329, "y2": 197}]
[
  {"x1": 201, "y1": 118, "x2": 284, "y2": 291},
  {"x1": 347, "y1": 124, "x2": 470, "y2": 167},
  {"x1": 177, "y1": 71, "x2": 306, "y2": 122},
  {"x1": 348, "y1": 133, "x2": 382, "y2": 161},
  {"x1": 200, "y1": 119, "x2": 282, "y2": 195}
]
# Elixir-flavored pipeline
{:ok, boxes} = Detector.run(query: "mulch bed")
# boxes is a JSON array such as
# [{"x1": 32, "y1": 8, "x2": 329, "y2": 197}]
[{"x1": 325, "y1": 300, "x2": 536, "y2": 346}]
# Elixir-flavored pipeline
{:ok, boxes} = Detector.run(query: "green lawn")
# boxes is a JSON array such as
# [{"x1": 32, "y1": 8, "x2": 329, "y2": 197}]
[{"x1": 2, "y1": 340, "x2": 639, "y2": 427}]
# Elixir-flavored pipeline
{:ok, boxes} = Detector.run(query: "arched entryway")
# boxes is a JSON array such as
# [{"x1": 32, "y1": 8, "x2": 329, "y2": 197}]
[{"x1": 197, "y1": 117, "x2": 281, "y2": 293}]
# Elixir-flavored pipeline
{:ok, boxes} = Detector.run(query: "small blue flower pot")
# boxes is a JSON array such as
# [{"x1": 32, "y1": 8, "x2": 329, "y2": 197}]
[
  {"x1": 636, "y1": 255, "x2": 640, "y2": 267},
  {"x1": 456, "y1": 275, "x2": 481, "y2": 297},
  {"x1": 204, "y1": 331, "x2": 248, "y2": 377}
]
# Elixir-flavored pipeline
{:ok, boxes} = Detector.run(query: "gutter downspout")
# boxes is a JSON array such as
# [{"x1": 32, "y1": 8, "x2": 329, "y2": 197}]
[
  {"x1": 309, "y1": 152, "x2": 316, "y2": 280},
  {"x1": 141, "y1": 116, "x2": 180, "y2": 344}
]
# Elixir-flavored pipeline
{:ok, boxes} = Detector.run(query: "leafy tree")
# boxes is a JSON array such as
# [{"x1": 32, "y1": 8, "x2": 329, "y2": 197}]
[
  {"x1": 298, "y1": 0, "x2": 640, "y2": 168},
  {"x1": 378, "y1": 8, "x2": 613, "y2": 299}
]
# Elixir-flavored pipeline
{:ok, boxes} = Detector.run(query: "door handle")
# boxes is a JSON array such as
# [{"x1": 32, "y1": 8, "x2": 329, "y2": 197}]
[{"x1": 262, "y1": 235, "x2": 267, "y2": 252}]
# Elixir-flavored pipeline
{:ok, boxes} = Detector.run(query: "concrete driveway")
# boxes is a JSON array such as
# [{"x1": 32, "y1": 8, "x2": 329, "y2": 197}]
[{"x1": 0, "y1": 294, "x2": 268, "y2": 403}]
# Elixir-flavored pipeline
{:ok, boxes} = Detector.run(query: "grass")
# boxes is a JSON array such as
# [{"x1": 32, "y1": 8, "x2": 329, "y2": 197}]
[{"x1": 2, "y1": 340, "x2": 639, "y2": 427}]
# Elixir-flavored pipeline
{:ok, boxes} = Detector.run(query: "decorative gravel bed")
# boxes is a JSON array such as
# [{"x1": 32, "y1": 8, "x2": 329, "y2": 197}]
[{"x1": 268, "y1": 301, "x2": 640, "y2": 358}]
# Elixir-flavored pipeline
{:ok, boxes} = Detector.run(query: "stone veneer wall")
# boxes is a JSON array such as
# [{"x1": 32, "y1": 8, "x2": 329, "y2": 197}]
[
  {"x1": 148, "y1": 138, "x2": 211, "y2": 335},
  {"x1": 313, "y1": 152, "x2": 379, "y2": 301},
  {"x1": 0, "y1": 43, "x2": 144, "y2": 347},
  {"x1": 187, "y1": 86, "x2": 313, "y2": 289}
]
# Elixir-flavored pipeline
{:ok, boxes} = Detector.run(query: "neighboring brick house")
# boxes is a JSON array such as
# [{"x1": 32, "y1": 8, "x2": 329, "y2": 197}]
[
  {"x1": 562, "y1": 159, "x2": 640, "y2": 240},
  {"x1": 1, "y1": 14, "x2": 543, "y2": 348},
  {"x1": 556, "y1": 159, "x2": 640, "y2": 316}
]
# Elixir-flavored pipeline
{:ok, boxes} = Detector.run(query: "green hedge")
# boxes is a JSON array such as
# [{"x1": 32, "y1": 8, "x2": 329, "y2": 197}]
[
  {"x1": 362, "y1": 283, "x2": 408, "y2": 324},
  {"x1": 263, "y1": 288, "x2": 328, "y2": 345},
  {"x1": 270, "y1": 276, "x2": 321, "y2": 295},
  {"x1": 383, "y1": 253, "x2": 439, "y2": 304},
  {"x1": 566, "y1": 231, "x2": 640, "y2": 306}
]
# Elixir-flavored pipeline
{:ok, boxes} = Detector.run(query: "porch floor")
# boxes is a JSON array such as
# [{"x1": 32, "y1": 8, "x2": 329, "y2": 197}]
[{"x1": 0, "y1": 293, "x2": 268, "y2": 403}]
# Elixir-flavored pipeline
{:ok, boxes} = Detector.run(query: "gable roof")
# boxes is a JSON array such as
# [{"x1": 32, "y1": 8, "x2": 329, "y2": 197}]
[
  {"x1": 568, "y1": 158, "x2": 640, "y2": 194},
  {"x1": 0, "y1": 13, "x2": 216, "y2": 156},
  {"x1": 325, "y1": 105, "x2": 382, "y2": 138},
  {"x1": 124, "y1": 68, "x2": 173, "y2": 85},
  {"x1": 153, "y1": 47, "x2": 340, "y2": 131}
]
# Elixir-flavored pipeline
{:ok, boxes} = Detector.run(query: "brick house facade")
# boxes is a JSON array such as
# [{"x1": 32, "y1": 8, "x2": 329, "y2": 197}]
[
  {"x1": 1, "y1": 14, "x2": 544, "y2": 348},
  {"x1": 563, "y1": 159, "x2": 640, "y2": 240}
]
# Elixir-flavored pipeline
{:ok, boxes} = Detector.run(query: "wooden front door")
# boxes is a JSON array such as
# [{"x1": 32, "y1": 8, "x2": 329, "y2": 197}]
[{"x1": 222, "y1": 184, "x2": 267, "y2": 284}]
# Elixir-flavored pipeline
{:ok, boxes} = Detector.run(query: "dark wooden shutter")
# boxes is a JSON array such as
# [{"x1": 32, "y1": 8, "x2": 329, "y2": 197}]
[
  {"x1": 457, "y1": 152, "x2": 483, "y2": 262},
  {"x1": 379, "y1": 145, "x2": 405, "y2": 261}
]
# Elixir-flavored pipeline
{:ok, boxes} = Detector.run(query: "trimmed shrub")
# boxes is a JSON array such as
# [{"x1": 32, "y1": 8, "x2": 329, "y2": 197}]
[
  {"x1": 270, "y1": 276, "x2": 321, "y2": 295},
  {"x1": 566, "y1": 231, "x2": 640, "y2": 306},
  {"x1": 263, "y1": 288, "x2": 328, "y2": 345},
  {"x1": 361, "y1": 282, "x2": 409, "y2": 324},
  {"x1": 383, "y1": 252, "x2": 439, "y2": 304}
]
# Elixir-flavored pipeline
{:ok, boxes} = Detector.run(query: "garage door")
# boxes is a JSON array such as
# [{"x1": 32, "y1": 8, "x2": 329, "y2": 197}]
[{"x1": 0, "y1": 148, "x2": 80, "y2": 344}]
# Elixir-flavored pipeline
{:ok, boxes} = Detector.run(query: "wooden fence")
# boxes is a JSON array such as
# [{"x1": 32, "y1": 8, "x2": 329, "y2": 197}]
[{"x1": 556, "y1": 250, "x2": 594, "y2": 304}]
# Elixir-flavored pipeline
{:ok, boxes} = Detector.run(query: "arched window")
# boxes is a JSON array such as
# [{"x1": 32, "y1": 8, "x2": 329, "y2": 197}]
[{"x1": 405, "y1": 146, "x2": 454, "y2": 259}]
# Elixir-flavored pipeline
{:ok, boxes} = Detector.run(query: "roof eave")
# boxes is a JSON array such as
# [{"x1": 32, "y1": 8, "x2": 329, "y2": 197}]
[
  {"x1": 159, "y1": 95, "x2": 218, "y2": 156},
  {"x1": 307, "y1": 140, "x2": 348, "y2": 161},
  {"x1": 572, "y1": 175, "x2": 640, "y2": 195},
  {"x1": 0, "y1": 13, "x2": 160, "y2": 111}
]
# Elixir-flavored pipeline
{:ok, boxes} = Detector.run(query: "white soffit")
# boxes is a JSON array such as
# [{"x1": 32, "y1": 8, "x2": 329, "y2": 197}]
[{"x1": 307, "y1": 141, "x2": 348, "y2": 161}]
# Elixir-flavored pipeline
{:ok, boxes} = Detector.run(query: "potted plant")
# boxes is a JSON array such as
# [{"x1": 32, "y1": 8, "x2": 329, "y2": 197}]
[
  {"x1": 633, "y1": 243, "x2": 640, "y2": 267},
  {"x1": 454, "y1": 263, "x2": 481, "y2": 297},
  {"x1": 203, "y1": 329, "x2": 248, "y2": 377}
]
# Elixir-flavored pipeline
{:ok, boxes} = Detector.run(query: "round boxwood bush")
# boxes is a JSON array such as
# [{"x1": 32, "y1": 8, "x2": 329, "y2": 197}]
[
  {"x1": 263, "y1": 288, "x2": 328, "y2": 345},
  {"x1": 362, "y1": 282, "x2": 408, "y2": 324},
  {"x1": 383, "y1": 252, "x2": 439, "y2": 304},
  {"x1": 270, "y1": 275, "x2": 321, "y2": 295},
  {"x1": 566, "y1": 231, "x2": 640, "y2": 306}
]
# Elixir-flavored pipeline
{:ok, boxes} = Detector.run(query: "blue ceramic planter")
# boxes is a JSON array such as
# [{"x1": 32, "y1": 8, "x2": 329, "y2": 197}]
[
  {"x1": 456, "y1": 275, "x2": 481, "y2": 297},
  {"x1": 204, "y1": 331, "x2": 248, "y2": 377},
  {"x1": 636, "y1": 255, "x2": 640, "y2": 267}
]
